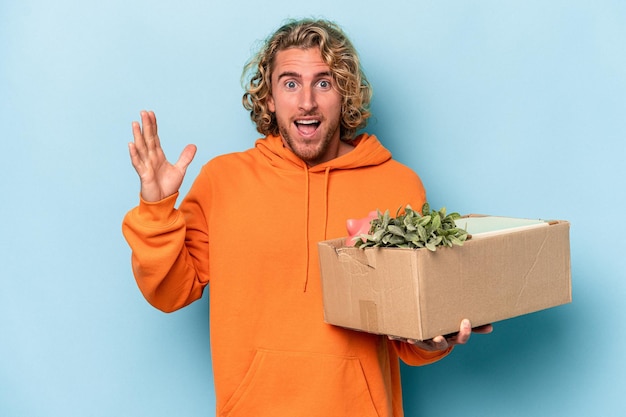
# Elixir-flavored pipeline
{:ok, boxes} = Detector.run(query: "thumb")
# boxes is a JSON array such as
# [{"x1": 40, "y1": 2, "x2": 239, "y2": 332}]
[{"x1": 175, "y1": 144, "x2": 197, "y2": 172}]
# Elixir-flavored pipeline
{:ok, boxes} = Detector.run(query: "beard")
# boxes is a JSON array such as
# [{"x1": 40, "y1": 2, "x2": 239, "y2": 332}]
[{"x1": 277, "y1": 116, "x2": 342, "y2": 166}]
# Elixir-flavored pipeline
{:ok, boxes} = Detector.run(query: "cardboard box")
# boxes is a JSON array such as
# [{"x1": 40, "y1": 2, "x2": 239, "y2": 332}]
[{"x1": 317, "y1": 216, "x2": 572, "y2": 340}]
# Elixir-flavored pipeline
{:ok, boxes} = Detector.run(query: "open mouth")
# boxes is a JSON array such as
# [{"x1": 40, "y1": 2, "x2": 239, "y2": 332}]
[{"x1": 294, "y1": 119, "x2": 321, "y2": 136}]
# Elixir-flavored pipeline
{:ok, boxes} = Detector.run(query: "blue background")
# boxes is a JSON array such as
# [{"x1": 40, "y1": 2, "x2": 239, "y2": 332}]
[{"x1": 1, "y1": 1, "x2": 624, "y2": 416}]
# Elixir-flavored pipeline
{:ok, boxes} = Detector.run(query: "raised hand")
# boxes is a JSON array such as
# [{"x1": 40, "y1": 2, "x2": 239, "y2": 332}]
[{"x1": 128, "y1": 111, "x2": 197, "y2": 202}]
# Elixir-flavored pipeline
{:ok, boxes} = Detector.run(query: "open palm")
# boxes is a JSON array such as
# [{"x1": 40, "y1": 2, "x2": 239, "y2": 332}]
[{"x1": 128, "y1": 111, "x2": 197, "y2": 202}]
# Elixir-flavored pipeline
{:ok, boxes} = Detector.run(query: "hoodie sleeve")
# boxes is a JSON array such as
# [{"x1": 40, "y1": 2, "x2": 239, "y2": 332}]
[
  {"x1": 121, "y1": 192, "x2": 209, "y2": 312},
  {"x1": 390, "y1": 340, "x2": 453, "y2": 366}
]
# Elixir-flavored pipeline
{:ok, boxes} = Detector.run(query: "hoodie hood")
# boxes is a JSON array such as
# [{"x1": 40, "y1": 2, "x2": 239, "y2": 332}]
[
  {"x1": 254, "y1": 133, "x2": 392, "y2": 291},
  {"x1": 254, "y1": 133, "x2": 392, "y2": 172}
]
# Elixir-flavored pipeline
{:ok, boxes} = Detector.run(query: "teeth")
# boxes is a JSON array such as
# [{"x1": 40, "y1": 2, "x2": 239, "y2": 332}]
[{"x1": 296, "y1": 120, "x2": 319, "y2": 125}]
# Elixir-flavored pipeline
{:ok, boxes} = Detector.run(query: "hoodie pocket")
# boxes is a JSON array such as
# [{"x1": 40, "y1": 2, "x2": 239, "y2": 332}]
[{"x1": 221, "y1": 348, "x2": 380, "y2": 417}]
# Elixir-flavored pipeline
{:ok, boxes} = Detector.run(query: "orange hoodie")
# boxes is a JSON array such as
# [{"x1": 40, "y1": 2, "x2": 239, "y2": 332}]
[{"x1": 122, "y1": 133, "x2": 451, "y2": 417}]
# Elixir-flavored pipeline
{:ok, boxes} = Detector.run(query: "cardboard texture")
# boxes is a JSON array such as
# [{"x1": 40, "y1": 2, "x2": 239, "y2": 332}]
[{"x1": 317, "y1": 217, "x2": 572, "y2": 341}]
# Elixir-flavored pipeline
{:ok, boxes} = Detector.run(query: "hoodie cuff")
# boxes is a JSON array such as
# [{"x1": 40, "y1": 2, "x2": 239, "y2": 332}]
[{"x1": 136, "y1": 192, "x2": 180, "y2": 226}]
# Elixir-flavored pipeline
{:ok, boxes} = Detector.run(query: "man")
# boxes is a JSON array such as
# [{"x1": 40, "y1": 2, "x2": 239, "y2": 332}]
[{"x1": 123, "y1": 18, "x2": 491, "y2": 417}]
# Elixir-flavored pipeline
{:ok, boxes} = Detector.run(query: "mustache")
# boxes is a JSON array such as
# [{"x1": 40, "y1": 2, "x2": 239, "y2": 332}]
[{"x1": 294, "y1": 112, "x2": 323, "y2": 119}]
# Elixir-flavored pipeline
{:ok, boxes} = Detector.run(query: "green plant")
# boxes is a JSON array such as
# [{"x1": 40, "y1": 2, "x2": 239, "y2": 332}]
[{"x1": 353, "y1": 203, "x2": 469, "y2": 251}]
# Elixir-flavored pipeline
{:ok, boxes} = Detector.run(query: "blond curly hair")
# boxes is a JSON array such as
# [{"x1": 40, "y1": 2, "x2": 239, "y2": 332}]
[{"x1": 242, "y1": 19, "x2": 372, "y2": 141}]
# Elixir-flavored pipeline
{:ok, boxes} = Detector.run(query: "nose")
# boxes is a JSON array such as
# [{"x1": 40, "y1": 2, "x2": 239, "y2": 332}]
[{"x1": 298, "y1": 86, "x2": 317, "y2": 112}]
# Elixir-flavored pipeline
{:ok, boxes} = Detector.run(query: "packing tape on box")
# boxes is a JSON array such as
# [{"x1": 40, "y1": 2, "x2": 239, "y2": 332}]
[{"x1": 359, "y1": 300, "x2": 378, "y2": 333}]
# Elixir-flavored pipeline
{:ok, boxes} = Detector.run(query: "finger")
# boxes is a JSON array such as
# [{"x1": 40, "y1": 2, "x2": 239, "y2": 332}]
[
  {"x1": 472, "y1": 324, "x2": 493, "y2": 334},
  {"x1": 146, "y1": 110, "x2": 162, "y2": 149},
  {"x1": 430, "y1": 335, "x2": 449, "y2": 350},
  {"x1": 454, "y1": 319, "x2": 472, "y2": 345},
  {"x1": 147, "y1": 110, "x2": 157, "y2": 130},
  {"x1": 128, "y1": 142, "x2": 144, "y2": 174},
  {"x1": 131, "y1": 120, "x2": 147, "y2": 154},
  {"x1": 140, "y1": 110, "x2": 158, "y2": 149},
  {"x1": 174, "y1": 144, "x2": 197, "y2": 172}
]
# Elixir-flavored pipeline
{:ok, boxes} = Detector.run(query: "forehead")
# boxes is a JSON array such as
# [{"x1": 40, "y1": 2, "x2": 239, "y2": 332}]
[{"x1": 271, "y1": 47, "x2": 331, "y2": 78}]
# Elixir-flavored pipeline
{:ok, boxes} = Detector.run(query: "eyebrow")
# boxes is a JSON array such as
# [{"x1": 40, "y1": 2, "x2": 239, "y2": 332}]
[{"x1": 276, "y1": 71, "x2": 333, "y2": 81}]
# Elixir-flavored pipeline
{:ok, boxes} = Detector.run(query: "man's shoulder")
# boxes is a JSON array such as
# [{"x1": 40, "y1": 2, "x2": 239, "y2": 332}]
[
  {"x1": 202, "y1": 146, "x2": 259, "y2": 168},
  {"x1": 376, "y1": 156, "x2": 419, "y2": 174}
]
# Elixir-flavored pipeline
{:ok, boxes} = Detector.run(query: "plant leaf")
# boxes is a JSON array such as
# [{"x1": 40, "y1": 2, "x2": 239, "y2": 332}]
[
  {"x1": 352, "y1": 203, "x2": 468, "y2": 251},
  {"x1": 387, "y1": 225, "x2": 405, "y2": 237}
]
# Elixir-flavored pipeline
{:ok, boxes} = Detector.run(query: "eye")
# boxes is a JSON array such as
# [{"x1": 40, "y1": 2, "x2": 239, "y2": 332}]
[
  {"x1": 285, "y1": 80, "x2": 297, "y2": 89},
  {"x1": 318, "y1": 80, "x2": 331, "y2": 89}
]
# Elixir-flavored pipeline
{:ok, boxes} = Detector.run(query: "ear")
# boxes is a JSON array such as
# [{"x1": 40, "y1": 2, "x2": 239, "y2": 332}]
[{"x1": 267, "y1": 94, "x2": 275, "y2": 113}]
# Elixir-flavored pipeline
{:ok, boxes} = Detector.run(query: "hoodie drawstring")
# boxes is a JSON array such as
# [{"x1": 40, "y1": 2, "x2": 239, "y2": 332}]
[
  {"x1": 302, "y1": 166, "x2": 331, "y2": 292},
  {"x1": 303, "y1": 168, "x2": 310, "y2": 292},
  {"x1": 323, "y1": 167, "x2": 330, "y2": 240}
]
